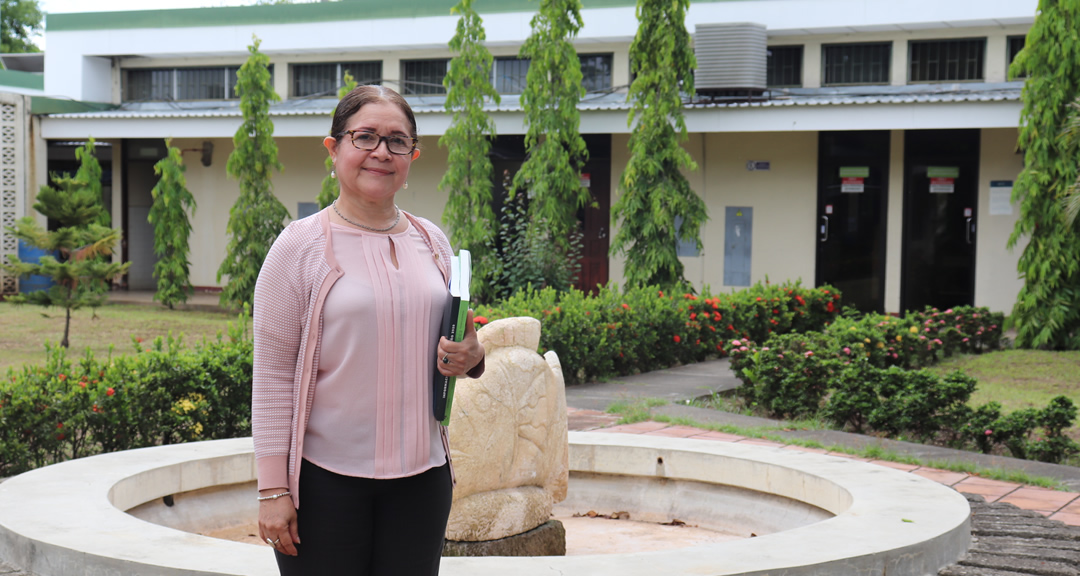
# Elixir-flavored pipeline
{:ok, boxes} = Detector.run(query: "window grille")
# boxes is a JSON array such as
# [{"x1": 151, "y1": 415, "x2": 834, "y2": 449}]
[
  {"x1": 823, "y1": 43, "x2": 891, "y2": 86},
  {"x1": 766, "y1": 45, "x2": 803, "y2": 87},
  {"x1": 494, "y1": 57, "x2": 530, "y2": 94},
  {"x1": 401, "y1": 59, "x2": 449, "y2": 95},
  {"x1": 293, "y1": 61, "x2": 382, "y2": 97},
  {"x1": 580, "y1": 53, "x2": 613, "y2": 92},
  {"x1": 1007, "y1": 35, "x2": 1026, "y2": 79},
  {"x1": 908, "y1": 38, "x2": 985, "y2": 83},
  {"x1": 125, "y1": 66, "x2": 273, "y2": 101}
]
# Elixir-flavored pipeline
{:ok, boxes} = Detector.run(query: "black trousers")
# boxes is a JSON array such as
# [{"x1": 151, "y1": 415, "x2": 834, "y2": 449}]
[{"x1": 275, "y1": 458, "x2": 453, "y2": 576}]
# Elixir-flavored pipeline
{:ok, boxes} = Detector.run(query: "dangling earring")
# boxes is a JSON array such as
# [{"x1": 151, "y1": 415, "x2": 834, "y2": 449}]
[
  {"x1": 331, "y1": 166, "x2": 336, "y2": 178},
  {"x1": 403, "y1": 181, "x2": 408, "y2": 190}
]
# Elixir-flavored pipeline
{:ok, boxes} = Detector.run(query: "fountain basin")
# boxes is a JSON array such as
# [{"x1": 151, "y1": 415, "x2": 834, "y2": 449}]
[{"x1": 0, "y1": 432, "x2": 970, "y2": 576}]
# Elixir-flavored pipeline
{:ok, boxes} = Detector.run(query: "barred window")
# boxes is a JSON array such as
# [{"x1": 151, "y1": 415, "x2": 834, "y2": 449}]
[
  {"x1": 1007, "y1": 35, "x2": 1026, "y2": 79},
  {"x1": 766, "y1": 45, "x2": 803, "y2": 87},
  {"x1": 401, "y1": 59, "x2": 449, "y2": 95},
  {"x1": 580, "y1": 53, "x2": 613, "y2": 92},
  {"x1": 823, "y1": 43, "x2": 891, "y2": 86},
  {"x1": 125, "y1": 66, "x2": 273, "y2": 101},
  {"x1": 909, "y1": 38, "x2": 985, "y2": 83},
  {"x1": 293, "y1": 61, "x2": 382, "y2": 97},
  {"x1": 494, "y1": 57, "x2": 529, "y2": 94}
]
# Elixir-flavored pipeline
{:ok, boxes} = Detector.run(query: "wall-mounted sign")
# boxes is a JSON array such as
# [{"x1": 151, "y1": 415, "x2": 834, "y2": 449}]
[
  {"x1": 989, "y1": 180, "x2": 1014, "y2": 215},
  {"x1": 839, "y1": 166, "x2": 868, "y2": 193},
  {"x1": 841, "y1": 177, "x2": 865, "y2": 193},
  {"x1": 580, "y1": 173, "x2": 591, "y2": 188},
  {"x1": 964, "y1": 207, "x2": 972, "y2": 218},
  {"x1": 928, "y1": 166, "x2": 958, "y2": 194},
  {"x1": 825, "y1": 204, "x2": 833, "y2": 215},
  {"x1": 746, "y1": 161, "x2": 771, "y2": 171}
]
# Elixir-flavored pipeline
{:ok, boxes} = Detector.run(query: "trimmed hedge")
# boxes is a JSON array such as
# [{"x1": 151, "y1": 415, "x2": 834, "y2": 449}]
[
  {"x1": 472, "y1": 281, "x2": 842, "y2": 384},
  {"x1": 0, "y1": 315, "x2": 252, "y2": 477},
  {"x1": 726, "y1": 306, "x2": 1079, "y2": 463}
]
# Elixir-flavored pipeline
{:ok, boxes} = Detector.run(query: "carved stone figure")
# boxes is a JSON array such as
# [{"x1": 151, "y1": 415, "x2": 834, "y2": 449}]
[{"x1": 445, "y1": 317, "x2": 569, "y2": 542}]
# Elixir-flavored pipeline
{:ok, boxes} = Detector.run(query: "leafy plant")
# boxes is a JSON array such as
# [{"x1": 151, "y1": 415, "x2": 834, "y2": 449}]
[
  {"x1": 440, "y1": 0, "x2": 500, "y2": 303},
  {"x1": 513, "y1": 0, "x2": 590, "y2": 245},
  {"x1": 2, "y1": 140, "x2": 130, "y2": 347},
  {"x1": 217, "y1": 35, "x2": 289, "y2": 311},
  {"x1": 487, "y1": 191, "x2": 582, "y2": 301},
  {"x1": 610, "y1": 0, "x2": 706, "y2": 290},
  {"x1": 316, "y1": 70, "x2": 359, "y2": 210},
  {"x1": 1007, "y1": 0, "x2": 1080, "y2": 350},
  {"x1": 148, "y1": 139, "x2": 197, "y2": 309}
]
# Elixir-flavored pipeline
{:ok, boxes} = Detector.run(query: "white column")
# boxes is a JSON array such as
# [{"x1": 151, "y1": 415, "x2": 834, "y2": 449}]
[
  {"x1": 891, "y1": 39, "x2": 907, "y2": 86},
  {"x1": 803, "y1": 41, "x2": 822, "y2": 88}
]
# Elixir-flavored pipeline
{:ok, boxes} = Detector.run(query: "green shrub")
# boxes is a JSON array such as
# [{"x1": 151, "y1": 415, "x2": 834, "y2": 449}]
[
  {"x1": 726, "y1": 332, "x2": 838, "y2": 419},
  {"x1": 473, "y1": 280, "x2": 841, "y2": 384},
  {"x1": 0, "y1": 311, "x2": 252, "y2": 477},
  {"x1": 961, "y1": 396, "x2": 1080, "y2": 464}
]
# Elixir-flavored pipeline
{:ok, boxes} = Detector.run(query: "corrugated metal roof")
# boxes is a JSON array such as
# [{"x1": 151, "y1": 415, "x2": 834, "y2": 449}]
[{"x1": 45, "y1": 83, "x2": 1023, "y2": 120}]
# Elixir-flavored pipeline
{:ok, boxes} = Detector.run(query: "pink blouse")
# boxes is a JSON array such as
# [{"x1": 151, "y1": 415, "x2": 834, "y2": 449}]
[{"x1": 302, "y1": 221, "x2": 448, "y2": 478}]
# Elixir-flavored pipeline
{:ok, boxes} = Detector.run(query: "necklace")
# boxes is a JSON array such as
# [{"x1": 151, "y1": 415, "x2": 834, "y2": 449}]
[{"x1": 333, "y1": 200, "x2": 401, "y2": 233}]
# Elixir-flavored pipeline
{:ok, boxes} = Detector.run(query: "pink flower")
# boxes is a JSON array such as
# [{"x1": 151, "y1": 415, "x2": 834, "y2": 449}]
[
  {"x1": 731, "y1": 340, "x2": 742, "y2": 346},
  {"x1": 985, "y1": 429, "x2": 993, "y2": 436},
  {"x1": 945, "y1": 309, "x2": 954, "y2": 314},
  {"x1": 925, "y1": 327, "x2": 931, "y2": 332},
  {"x1": 972, "y1": 313, "x2": 979, "y2": 318},
  {"x1": 933, "y1": 339, "x2": 942, "y2": 345},
  {"x1": 804, "y1": 351, "x2": 814, "y2": 357},
  {"x1": 962, "y1": 337, "x2": 970, "y2": 343},
  {"x1": 842, "y1": 347, "x2": 851, "y2": 355},
  {"x1": 739, "y1": 346, "x2": 749, "y2": 352},
  {"x1": 762, "y1": 347, "x2": 770, "y2": 352}
]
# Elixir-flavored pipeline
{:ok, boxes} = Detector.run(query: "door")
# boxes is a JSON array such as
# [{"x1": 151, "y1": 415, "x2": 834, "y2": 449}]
[
  {"x1": 901, "y1": 129, "x2": 979, "y2": 313},
  {"x1": 577, "y1": 134, "x2": 611, "y2": 294},
  {"x1": 816, "y1": 131, "x2": 890, "y2": 313}
]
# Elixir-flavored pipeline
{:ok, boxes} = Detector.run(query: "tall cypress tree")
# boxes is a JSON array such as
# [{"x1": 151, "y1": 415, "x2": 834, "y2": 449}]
[
  {"x1": 217, "y1": 36, "x2": 288, "y2": 310},
  {"x1": 610, "y1": 0, "x2": 705, "y2": 290},
  {"x1": 148, "y1": 139, "x2": 196, "y2": 309},
  {"x1": 440, "y1": 0, "x2": 499, "y2": 302},
  {"x1": 316, "y1": 70, "x2": 359, "y2": 210},
  {"x1": 513, "y1": 0, "x2": 590, "y2": 243},
  {"x1": 1008, "y1": 0, "x2": 1080, "y2": 349}
]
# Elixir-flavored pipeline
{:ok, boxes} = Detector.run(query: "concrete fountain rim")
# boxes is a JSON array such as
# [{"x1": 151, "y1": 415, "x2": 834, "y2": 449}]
[{"x1": 0, "y1": 431, "x2": 971, "y2": 576}]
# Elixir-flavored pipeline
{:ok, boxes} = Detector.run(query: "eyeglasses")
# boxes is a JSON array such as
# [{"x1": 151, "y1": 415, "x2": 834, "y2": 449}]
[{"x1": 340, "y1": 130, "x2": 416, "y2": 155}]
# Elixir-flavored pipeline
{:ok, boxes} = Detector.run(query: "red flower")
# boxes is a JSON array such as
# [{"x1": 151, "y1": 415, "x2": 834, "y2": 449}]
[
  {"x1": 56, "y1": 422, "x2": 63, "y2": 429},
  {"x1": 673, "y1": 335, "x2": 681, "y2": 343},
  {"x1": 106, "y1": 388, "x2": 115, "y2": 397},
  {"x1": 621, "y1": 303, "x2": 630, "y2": 310},
  {"x1": 756, "y1": 297, "x2": 762, "y2": 302},
  {"x1": 56, "y1": 433, "x2": 65, "y2": 441},
  {"x1": 728, "y1": 324, "x2": 735, "y2": 331},
  {"x1": 773, "y1": 309, "x2": 779, "y2": 314},
  {"x1": 475, "y1": 316, "x2": 489, "y2": 325},
  {"x1": 795, "y1": 295, "x2": 806, "y2": 306},
  {"x1": 92, "y1": 404, "x2": 99, "y2": 413},
  {"x1": 826, "y1": 301, "x2": 836, "y2": 313},
  {"x1": 134, "y1": 337, "x2": 143, "y2": 343},
  {"x1": 716, "y1": 344, "x2": 724, "y2": 351},
  {"x1": 689, "y1": 313, "x2": 697, "y2": 320},
  {"x1": 658, "y1": 290, "x2": 664, "y2": 297},
  {"x1": 58, "y1": 374, "x2": 66, "y2": 381},
  {"x1": 79, "y1": 382, "x2": 87, "y2": 389}
]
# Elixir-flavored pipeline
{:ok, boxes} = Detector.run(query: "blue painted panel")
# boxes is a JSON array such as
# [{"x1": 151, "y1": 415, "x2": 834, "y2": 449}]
[
  {"x1": 724, "y1": 207, "x2": 753, "y2": 286},
  {"x1": 674, "y1": 215, "x2": 700, "y2": 257},
  {"x1": 297, "y1": 202, "x2": 319, "y2": 220}
]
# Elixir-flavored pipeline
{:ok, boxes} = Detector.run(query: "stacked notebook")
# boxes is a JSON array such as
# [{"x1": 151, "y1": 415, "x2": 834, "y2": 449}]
[{"x1": 433, "y1": 249, "x2": 471, "y2": 426}]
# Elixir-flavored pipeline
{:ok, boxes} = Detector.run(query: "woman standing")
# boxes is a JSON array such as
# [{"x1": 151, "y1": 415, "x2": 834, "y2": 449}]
[{"x1": 252, "y1": 85, "x2": 485, "y2": 575}]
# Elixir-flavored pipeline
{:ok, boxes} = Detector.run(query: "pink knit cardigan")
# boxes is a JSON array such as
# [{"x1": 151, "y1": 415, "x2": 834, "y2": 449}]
[{"x1": 251, "y1": 208, "x2": 458, "y2": 508}]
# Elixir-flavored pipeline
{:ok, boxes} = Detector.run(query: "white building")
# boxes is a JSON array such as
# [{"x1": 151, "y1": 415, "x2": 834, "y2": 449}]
[{"x1": 2, "y1": 0, "x2": 1036, "y2": 314}]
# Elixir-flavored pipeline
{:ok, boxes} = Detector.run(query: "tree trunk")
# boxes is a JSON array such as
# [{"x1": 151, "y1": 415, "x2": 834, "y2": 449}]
[{"x1": 62, "y1": 305, "x2": 71, "y2": 348}]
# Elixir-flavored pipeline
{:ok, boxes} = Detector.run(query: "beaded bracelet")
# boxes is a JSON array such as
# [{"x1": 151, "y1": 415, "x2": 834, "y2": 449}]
[{"x1": 257, "y1": 491, "x2": 291, "y2": 501}]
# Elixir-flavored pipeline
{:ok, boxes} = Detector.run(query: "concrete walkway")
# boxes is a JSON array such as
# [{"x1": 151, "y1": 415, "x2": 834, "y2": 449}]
[{"x1": 565, "y1": 358, "x2": 1080, "y2": 528}]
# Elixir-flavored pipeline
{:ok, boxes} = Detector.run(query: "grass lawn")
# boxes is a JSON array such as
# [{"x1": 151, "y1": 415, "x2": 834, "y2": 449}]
[
  {"x1": 930, "y1": 349, "x2": 1080, "y2": 413},
  {"x1": 0, "y1": 302, "x2": 238, "y2": 373}
]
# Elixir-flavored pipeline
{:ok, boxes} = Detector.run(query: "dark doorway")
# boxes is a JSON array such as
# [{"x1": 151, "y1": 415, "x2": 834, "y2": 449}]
[
  {"x1": 901, "y1": 129, "x2": 979, "y2": 313},
  {"x1": 489, "y1": 134, "x2": 610, "y2": 294},
  {"x1": 122, "y1": 139, "x2": 167, "y2": 291},
  {"x1": 816, "y1": 131, "x2": 890, "y2": 313}
]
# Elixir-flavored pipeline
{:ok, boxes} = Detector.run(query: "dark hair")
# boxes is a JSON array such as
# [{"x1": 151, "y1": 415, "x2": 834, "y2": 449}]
[{"x1": 329, "y1": 85, "x2": 418, "y2": 143}]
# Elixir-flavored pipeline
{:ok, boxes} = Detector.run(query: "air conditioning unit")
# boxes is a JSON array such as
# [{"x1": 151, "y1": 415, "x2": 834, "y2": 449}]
[{"x1": 694, "y1": 22, "x2": 767, "y2": 98}]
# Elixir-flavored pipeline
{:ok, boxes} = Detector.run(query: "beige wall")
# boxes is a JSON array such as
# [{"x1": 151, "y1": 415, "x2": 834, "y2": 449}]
[
  {"x1": 609, "y1": 131, "x2": 818, "y2": 294},
  {"x1": 172, "y1": 134, "x2": 451, "y2": 288},
  {"x1": 884, "y1": 130, "x2": 905, "y2": 313},
  {"x1": 975, "y1": 128, "x2": 1025, "y2": 313}
]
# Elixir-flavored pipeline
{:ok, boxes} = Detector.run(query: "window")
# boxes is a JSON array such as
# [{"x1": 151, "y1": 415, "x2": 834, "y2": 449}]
[
  {"x1": 766, "y1": 45, "x2": 803, "y2": 87},
  {"x1": 494, "y1": 57, "x2": 529, "y2": 94},
  {"x1": 401, "y1": 59, "x2": 449, "y2": 95},
  {"x1": 1007, "y1": 35, "x2": 1026, "y2": 78},
  {"x1": 293, "y1": 61, "x2": 382, "y2": 97},
  {"x1": 579, "y1": 53, "x2": 613, "y2": 92},
  {"x1": 124, "y1": 66, "x2": 274, "y2": 101},
  {"x1": 908, "y1": 38, "x2": 985, "y2": 83},
  {"x1": 822, "y1": 42, "x2": 891, "y2": 86}
]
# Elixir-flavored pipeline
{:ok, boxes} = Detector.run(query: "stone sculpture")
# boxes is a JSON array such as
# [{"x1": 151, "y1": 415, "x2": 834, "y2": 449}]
[{"x1": 445, "y1": 317, "x2": 568, "y2": 543}]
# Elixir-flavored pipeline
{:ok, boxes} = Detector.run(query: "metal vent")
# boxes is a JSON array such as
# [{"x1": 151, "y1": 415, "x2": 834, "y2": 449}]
[{"x1": 694, "y1": 22, "x2": 767, "y2": 95}]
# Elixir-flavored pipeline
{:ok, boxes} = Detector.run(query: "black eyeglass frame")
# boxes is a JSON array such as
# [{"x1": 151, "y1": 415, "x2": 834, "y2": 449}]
[{"x1": 339, "y1": 130, "x2": 417, "y2": 155}]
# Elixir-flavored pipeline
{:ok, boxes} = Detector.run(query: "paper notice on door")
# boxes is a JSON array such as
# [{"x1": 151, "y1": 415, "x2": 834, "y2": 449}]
[
  {"x1": 989, "y1": 181, "x2": 1014, "y2": 215},
  {"x1": 930, "y1": 177, "x2": 955, "y2": 193},
  {"x1": 841, "y1": 177, "x2": 865, "y2": 193}
]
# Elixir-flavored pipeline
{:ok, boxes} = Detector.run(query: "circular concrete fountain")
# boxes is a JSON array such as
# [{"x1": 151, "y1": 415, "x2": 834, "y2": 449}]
[{"x1": 0, "y1": 432, "x2": 971, "y2": 576}]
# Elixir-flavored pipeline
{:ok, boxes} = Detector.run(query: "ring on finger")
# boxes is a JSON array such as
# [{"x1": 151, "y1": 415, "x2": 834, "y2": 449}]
[
  {"x1": 441, "y1": 354, "x2": 450, "y2": 364},
  {"x1": 266, "y1": 537, "x2": 280, "y2": 546}
]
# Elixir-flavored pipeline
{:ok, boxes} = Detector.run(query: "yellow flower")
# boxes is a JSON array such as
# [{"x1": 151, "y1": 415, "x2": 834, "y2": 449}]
[
  {"x1": 192, "y1": 422, "x2": 203, "y2": 436},
  {"x1": 896, "y1": 335, "x2": 903, "y2": 342},
  {"x1": 877, "y1": 342, "x2": 885, "y2": 348},
  {"x1": 909, "y1": 326, "x2": 919, "y2": 334},
  {"x1": 849, "y1": 327, "x2": 856, "y2": 331},
  {"x1": 858, "y1": 343, "x2": 864, "y2": 348},
  {"x1": 864, "y1": 338, "x2": 871, "y2": 343}
]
